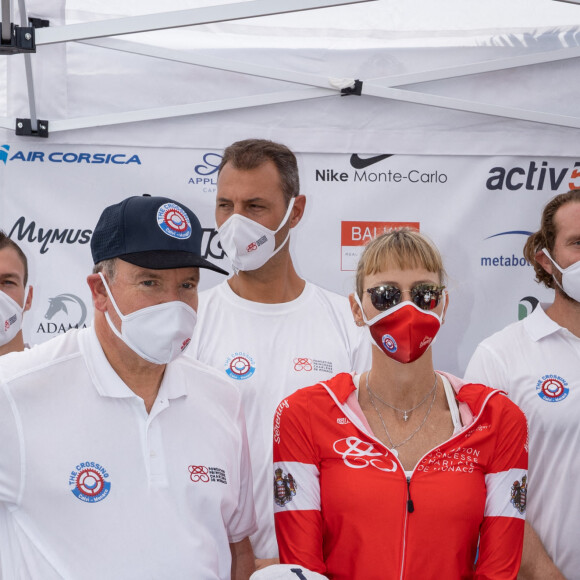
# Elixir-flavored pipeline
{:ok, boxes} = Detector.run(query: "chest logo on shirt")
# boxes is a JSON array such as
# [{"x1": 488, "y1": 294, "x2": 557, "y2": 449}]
[
  {"x1": 333, "y1": 437, "x2": 397, "y2": 472},
  {"x1": 536, "y1": 374, "x2": 569, "y2": 403},
  {"x1": 224, "y1": 352, "x2": 256, "y2": 380},
  {"x1": 68, "y1": 462, "x2": 111, "y2": 503},
  {"x1": 274, "y1": 468, "x2": 297, "y2": 507},
  {"x1": 293, "y1": 357, "x2": 333, "y2": 373},
  {"x1": 188, "y1": 465, "x2": 227, "y2": 484},
  {"x1": 511, "y1": 474, "x2": 527, "y2": 514}
]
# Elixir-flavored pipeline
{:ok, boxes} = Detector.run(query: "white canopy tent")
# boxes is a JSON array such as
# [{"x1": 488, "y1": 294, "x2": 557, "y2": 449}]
[{"x1": 1, "y1": 0, "x2": 580, "y2": 376}]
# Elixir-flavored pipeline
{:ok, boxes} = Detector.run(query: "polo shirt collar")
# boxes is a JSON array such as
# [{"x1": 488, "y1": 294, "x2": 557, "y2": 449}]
[
  {"x1": 524, "y1": 302, "x2": 563, "y2": 342},
  {"x1": 80, "y1": 326, "x2": 188, "y2": 401}
]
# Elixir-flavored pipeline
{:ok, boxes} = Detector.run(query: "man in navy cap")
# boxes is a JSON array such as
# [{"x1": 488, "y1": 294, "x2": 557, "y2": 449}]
[{"x1": 0, "y1": 195, "x2": 256, "y2": 580}]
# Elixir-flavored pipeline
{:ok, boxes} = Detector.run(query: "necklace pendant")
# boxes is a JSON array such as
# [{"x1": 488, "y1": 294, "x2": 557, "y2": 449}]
[{"x1": 403, "y1": 411, "x2": 409, "y2": 422}]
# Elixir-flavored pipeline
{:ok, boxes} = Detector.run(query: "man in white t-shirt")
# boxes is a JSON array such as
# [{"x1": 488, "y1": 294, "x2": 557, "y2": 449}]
[
  {"x1": 0, "y1": 195, "x2": 256, "y2": 580},
  {"x1": 465, "y1": 190, "x2": 580, "y2": 580},
  {"x1": 0, "y1": 231, "x2": 33, "y2": 356},
  {"x1": 190, "y1": 139, "x2": 370, "y2": 567}
]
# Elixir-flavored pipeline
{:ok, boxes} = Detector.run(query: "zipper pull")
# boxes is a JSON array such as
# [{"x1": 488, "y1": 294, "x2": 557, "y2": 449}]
[{"x1": 406, "y1": 476, "x2": 414, "y2": 513}]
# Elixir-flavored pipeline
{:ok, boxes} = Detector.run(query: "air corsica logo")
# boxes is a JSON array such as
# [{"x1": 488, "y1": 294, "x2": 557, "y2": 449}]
[
  {"x1": 69, "y1": 462, "x2": 111, "y2": 503},
  {"x1": 0, "y1": 145, "x2": 9, "y2": 164},
  {"x1": 536, "y1": 374, "x2": 569, "y2": 402},
  {"x1": 0, "y1": 145, "x2": 140, "y2": 165},
  {"x1": 37, "y1": 293, "x2": 88, "y2": 335},
  {"x1": 486, "y1": 160, "x2": 580, "y2": 191},
  {"x1": 157, "y1": 203, "x2": 192, "y2": 240}
]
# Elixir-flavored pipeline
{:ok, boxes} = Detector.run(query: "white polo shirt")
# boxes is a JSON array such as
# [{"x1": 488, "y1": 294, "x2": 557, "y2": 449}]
[
  {"x1": 0, "y1": 326, "x2": 256, "y2": 580},
  {"x1": 190, "y1": 281, "x2": 370, "y2": 559},
  {"x1": 465, "y1": 304, "x2": 580, "y2": 580}
]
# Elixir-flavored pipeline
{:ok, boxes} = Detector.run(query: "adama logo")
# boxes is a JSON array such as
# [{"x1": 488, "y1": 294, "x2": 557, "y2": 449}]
[
  {"x1": 486, "y1": 160, "x2": 580, "y2": 191},
  {"x1": 518, "y1": 296, "x2": 539, "y2": 320},
  {"x1": 0, "y1": 145, "x2": 141, "y2": 165}
]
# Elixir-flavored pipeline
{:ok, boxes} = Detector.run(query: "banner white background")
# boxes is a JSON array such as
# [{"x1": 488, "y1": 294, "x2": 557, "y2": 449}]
[{"x1": 0, "y1": 143, "x2": 563, "y2": 376}]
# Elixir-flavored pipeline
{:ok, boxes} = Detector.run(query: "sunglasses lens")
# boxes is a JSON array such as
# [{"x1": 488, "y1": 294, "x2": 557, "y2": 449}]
[
  {"x1": 367, "y1": 286, "x2": 401, "y2": 311},
  {"x1": 412, "y1": 286, "x2": 442, "y2": 310}
]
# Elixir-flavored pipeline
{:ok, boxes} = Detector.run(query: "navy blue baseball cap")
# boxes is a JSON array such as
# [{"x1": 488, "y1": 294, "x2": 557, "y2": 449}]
[{"x1": 91, "y1": 195, "x2": 228, "y2": 274}]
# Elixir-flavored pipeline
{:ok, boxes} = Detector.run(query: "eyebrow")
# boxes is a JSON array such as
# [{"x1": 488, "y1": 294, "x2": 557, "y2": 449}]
[
  {"x1": 0, "y1": 272, "x2": 22, "y2": 282},
  {"x1": 216, "y1": 196, "x2": 268, "y2": 204}
]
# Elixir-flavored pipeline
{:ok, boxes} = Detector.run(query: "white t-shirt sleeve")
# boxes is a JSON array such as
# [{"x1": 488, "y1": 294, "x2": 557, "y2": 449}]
[
  {"x1": 0, "y1": 383, "x2": 22, "y2": 505},
  {"x1": 227, "y1": 398, "x2": 257, "y2": 544},
  {"x1": 464, "y1": 343, "x2": 510, "y2": 394}
]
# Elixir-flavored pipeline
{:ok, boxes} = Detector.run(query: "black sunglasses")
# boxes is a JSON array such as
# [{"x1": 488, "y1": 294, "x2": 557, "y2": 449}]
[{"x1": 366, "y1": 284, "x2": 445, "y2": 312}]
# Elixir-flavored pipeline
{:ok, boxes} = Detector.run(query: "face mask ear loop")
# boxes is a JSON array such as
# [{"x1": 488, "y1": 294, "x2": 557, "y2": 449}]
[
  {"x1": 354, "y1": 292, "x2": 370, "y2": 325},
  {"x1": 98, "y1": 273, "x2": 128, "y2": 343},
  {"x1": 542, "y1": 248, "x2": 566, "y2": 292},
  {"x1": 274, "y1": 197, "x2": 296, "y2": 234}
]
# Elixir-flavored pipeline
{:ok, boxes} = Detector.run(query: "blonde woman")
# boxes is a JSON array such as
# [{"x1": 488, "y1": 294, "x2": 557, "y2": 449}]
[{"x1": 273, "y1": 229, "x2": 528, "y2": 580}]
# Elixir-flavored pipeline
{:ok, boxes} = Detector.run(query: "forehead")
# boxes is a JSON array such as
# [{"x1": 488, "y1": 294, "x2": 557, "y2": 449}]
[
  {"x1": 0, "y1": 246, "x2": 26, "y2": 280},
  {"x1": 117, "y1": 260, "x2": 200, "y2": 281},
  {"x1": 217, "y1": 160, "x2": 284, "y2": 201},
  {"x1": 554, "y1": 201, "x2": 580, "y2": 242},
  {"x1": 364, "y1": 265, "x2": 440, "y2": 286}
]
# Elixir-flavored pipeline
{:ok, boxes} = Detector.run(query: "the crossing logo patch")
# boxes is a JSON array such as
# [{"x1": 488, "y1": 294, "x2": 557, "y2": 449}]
[
  {"x1": 69, "y1": 462, "x2": 111, "y2": 503},
  {"x1": 156, "y1": 202, "x2": 192, "y2": 240},
  {"x1": 536, "y1": 374, "x2": 569, "y2": 402},
  {"x1": 225, "y1": 352, "x2": 256, "y2": 380}
]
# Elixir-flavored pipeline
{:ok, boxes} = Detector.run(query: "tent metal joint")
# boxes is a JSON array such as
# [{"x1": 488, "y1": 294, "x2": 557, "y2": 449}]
[
  {"x1": 15, "y1": 117, "x2": 48, "y2": 137},
  {"x1": 341, "y1": 79, "x2": 363, "y2": 96},
  {"x1": 29, "y1": 17, "x2": 50, "y2": 29},
  {"x1": 0, "y1": 23, "x2": 35, "y2": 54}
]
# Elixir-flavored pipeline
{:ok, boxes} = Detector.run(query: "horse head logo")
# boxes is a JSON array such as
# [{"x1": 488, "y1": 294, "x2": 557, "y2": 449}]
[{"x1": 45, "y1": 294, "x2": 87, "y2": 327}]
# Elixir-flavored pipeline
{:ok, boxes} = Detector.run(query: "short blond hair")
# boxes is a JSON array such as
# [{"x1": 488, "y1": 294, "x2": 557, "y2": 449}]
[{"x1": 355, "y1": 228, "x2": 446, "y2": 298}]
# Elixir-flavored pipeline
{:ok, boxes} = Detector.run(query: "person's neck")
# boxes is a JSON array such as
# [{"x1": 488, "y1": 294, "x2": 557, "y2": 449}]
[
  {"x1": 94, "y1": 316, "x2": 165, "y2": 413},
  {"x1": 0, "y1": 332, "x2": 25, "y2": 356},
  {"x1": 365, "y1": 348, "x2": 437, "y2": 409},
  {"x1": 227, "y1": 251, "x2": 305, "y2": 304},
  {"x1": 544, "y1": 292, "x2": 580, "y2": 338}
]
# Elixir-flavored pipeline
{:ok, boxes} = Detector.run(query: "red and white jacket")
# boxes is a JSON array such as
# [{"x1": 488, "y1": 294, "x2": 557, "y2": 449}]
[{"x1": 273, "y1": 372, "x2": 528, "y2": 580}]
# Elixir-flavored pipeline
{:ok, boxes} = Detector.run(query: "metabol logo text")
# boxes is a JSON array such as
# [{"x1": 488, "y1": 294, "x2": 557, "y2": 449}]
[
  {"x1": 486, "y1": 160, "x2": 580, "y2": 191},
  {"x1": 0, "y1": 145, "x2": 141, "y2": 165},
  {"x1": 480, "y1": 231, "x2": 532, "y2": 268}
]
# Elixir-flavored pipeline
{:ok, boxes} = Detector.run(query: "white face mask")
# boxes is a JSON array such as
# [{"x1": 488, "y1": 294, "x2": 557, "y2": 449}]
[
  {"x1": 542, "y1": 249, "x2": 580, "y2": 303},
  {"x1": 0, "y1": 288, "x2": 28, "y2": 347},
  {"x1": 217, "y1": 198, "x2": 295, "y2": 272},
  {"x1": 99, "y1": 273, "x2": 197, "y2": 365}
]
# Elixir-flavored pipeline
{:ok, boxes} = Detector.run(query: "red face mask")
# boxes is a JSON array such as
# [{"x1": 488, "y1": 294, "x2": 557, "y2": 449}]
[{"x1": 357, "y1": 298, "x2": 443, "y2": 364}]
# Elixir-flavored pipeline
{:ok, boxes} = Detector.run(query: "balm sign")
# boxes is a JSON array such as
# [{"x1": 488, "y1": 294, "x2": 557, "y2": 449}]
[{"x1": 341, "y1": 221, "x2": 420, "y2": 271}]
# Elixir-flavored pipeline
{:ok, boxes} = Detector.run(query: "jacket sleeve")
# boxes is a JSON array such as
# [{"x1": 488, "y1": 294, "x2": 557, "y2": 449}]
[
  {"x1": 476, "y1": 397, "x2": 528, "y2": 580},
  {"x1": 273, "y1": 392, "x2": 326, "y2": 575}
]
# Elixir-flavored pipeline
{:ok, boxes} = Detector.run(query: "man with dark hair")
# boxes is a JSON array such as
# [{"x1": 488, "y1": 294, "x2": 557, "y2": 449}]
[
  {"x1": 0, "y1": 196, "x2": 256, "y2": 579},
  {"x1": 465, "y1": 189, "x2": 580, "y2": 580},
  {"x1": 0, "y1": 230, "x2": 33, "y2": 355},
  {"x1": 191, "y1": 139, "x2": 370, "y2": 566}
]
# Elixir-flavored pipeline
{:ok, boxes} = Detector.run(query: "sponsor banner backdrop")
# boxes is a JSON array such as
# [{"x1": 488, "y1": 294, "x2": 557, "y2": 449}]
[{"x1": 0, "y1": 143, "x2": 564, "y2": 375}]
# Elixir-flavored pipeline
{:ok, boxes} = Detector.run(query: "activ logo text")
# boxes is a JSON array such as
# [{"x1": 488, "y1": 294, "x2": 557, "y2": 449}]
[{"x1": 486, "y1": 160, "x2": 580, "y2": 191}]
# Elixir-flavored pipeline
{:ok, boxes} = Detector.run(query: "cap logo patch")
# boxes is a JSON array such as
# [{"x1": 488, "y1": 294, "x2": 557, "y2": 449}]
[{"x1": 157, "y1": 202, "x2": 192, "y2": 240}]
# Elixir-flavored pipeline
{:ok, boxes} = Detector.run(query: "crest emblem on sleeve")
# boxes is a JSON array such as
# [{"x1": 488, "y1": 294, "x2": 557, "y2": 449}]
[
  {"x1": 510, "y1": 474, "x2": 527, "y2": 514},
  {"x1": 274, "y1": 468, "x2": 297, "y2": 507}
]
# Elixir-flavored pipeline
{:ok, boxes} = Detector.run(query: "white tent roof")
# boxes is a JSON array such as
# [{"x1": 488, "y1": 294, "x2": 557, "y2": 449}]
[{"x1": 2, "y1": 0, "x2": 580, "y2": 154}]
